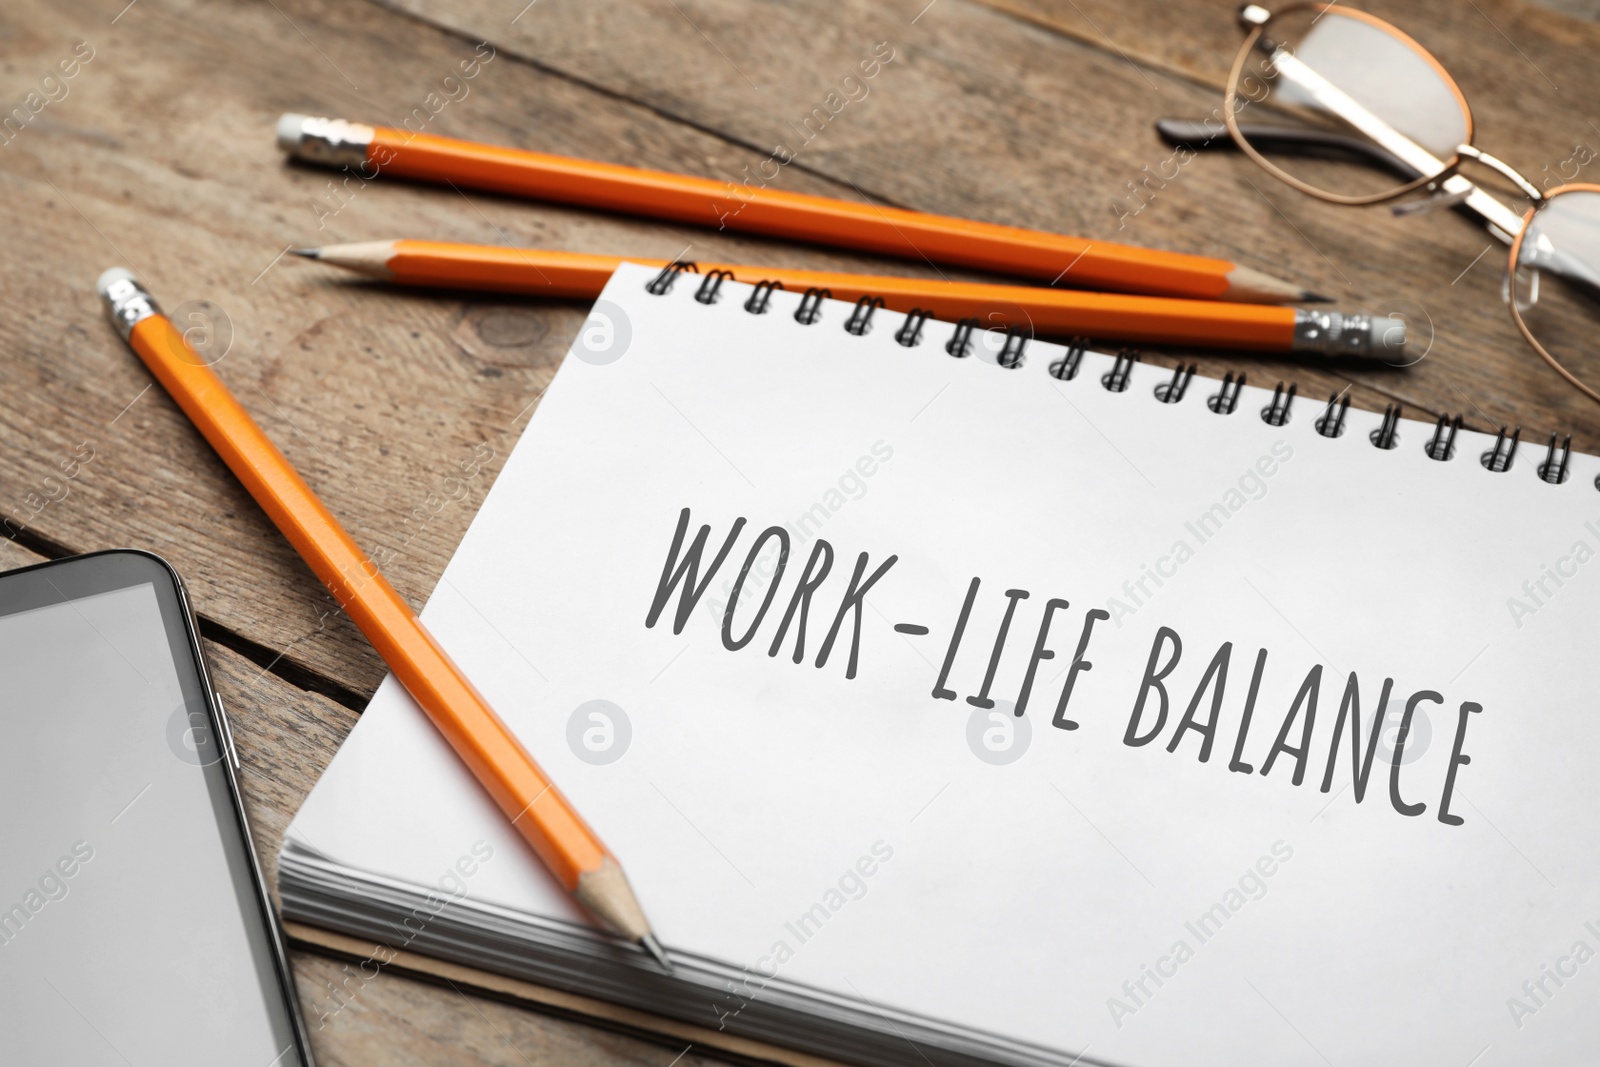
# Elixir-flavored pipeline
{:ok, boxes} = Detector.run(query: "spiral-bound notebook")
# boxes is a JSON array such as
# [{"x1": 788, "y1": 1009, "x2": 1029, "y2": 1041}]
[{"x1": 281, "y1": 262, "x2": 1600, "y2": 1067}]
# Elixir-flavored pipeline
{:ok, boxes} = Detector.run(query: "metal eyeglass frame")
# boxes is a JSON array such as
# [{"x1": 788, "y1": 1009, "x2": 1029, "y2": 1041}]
[{"x1": 1221, "y1": 2, "x2": 1600, "y2": 406}]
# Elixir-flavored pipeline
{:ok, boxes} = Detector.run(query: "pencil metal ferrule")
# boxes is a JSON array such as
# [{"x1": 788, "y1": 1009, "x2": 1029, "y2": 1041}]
[
  {"x1": 1291, "y1": 309, "x2": 1407, "y2": 360},
  {"x1": 276, "y1": 114, "x2": 375, "y2": 167},
  {"x1": 96, "y1": 268, "x2": 161, "y2": 341}
]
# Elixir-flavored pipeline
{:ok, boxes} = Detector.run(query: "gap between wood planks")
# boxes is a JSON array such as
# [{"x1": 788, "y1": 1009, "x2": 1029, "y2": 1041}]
[{"x1": 0, "y1": 524, "x2": 369, "y2": 712}]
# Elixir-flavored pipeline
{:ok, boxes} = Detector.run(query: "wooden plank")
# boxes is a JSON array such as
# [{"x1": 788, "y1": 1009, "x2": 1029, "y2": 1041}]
[
  {"x1": 378, "y1": 0, "x2": 1600, "y2": 449},
  {"x1": 0, "y1": 537, "x2": 736, "y2": 1066},
  {"x1": 972, "y1": 0, "x2": 1599, "y2": 130},
  {"x1": 1532, "y1": 0, "x2": 1600, "y2": 18},
  {"x1": 289, "y1": 950, "x2": 734, "y2": 1067},
  {"x1": 0, "y1": 0, "x2": 921, "y2": 701},
  {"x1": 287, "y1": 921, "x2": 847, "y2": 1067}
]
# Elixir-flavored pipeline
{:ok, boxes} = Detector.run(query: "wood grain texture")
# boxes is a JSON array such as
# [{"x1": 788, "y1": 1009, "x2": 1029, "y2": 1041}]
[
  {"x1": 287, "y1": 922, "x2": 846, "y2": 1067},
  {"x1": 383, "y1": 0, "x2": 1600, "y2": 444},
  {"x1": 7, "y1": 0, "x2": 1600, "y2": 1062}
]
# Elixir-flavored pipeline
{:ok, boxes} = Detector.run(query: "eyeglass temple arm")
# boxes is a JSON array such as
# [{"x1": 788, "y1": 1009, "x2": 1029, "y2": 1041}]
[
  {"x1": 1155, "y1": 119, "x2": 1422, "y2": 182},
  {"x1": 1156, "y1": 118, "x2": 1524, "y2": 243}
]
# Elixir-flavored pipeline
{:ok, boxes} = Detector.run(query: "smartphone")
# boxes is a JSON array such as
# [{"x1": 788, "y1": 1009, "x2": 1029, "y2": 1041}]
[{"x1": 0, "y1": 550, "x2": 313, "y2": 1066}]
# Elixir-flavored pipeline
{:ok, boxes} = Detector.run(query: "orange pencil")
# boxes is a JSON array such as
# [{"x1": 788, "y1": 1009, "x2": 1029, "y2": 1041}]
[
  {"x1": 276, "y1": 114, "x2": 1322, "y2": 305},
  {"x1": 291, "y1": 240, "x2": 1404, "y2": 358},
  {"x1": 96, "y1": 268, "x2": 672, "y2": 971}
]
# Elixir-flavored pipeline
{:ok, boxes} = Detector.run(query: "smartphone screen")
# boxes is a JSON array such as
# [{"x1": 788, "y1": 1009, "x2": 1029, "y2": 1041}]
[{"x1": 0, "y1": 552, "x2": 309, "y2": 1066}]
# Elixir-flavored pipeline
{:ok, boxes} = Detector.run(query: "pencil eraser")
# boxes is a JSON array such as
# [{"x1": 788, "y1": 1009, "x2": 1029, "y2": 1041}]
[
  {"x1": 276, "y1": 113, "x2": 308, "y2": 151},
  {"x1": 1374, "y1": 314, "x2": 1408, "y2": 360},
  {"x1": 96, "y1": 267, "x2": 137, "y2": 297}
]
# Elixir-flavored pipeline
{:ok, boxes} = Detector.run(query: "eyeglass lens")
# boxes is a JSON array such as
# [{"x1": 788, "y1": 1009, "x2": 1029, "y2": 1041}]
[
  {"x1": 1232, "y1": 7, "x2": 1470, "y2": 199},
  {"x1": 1514, "y1": 190, "x2": 1600, "y2": 398}
]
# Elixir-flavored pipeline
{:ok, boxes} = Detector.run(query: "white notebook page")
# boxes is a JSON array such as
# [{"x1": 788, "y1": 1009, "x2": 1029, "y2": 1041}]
[{"x1": 287, "y1": 263, "x2": 1600, "y2": 1066}]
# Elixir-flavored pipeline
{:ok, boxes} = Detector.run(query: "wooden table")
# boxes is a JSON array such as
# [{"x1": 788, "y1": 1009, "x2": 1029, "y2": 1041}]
[{"x1": 4, "y1": 0, "x2": 1597, "y2": 1062}]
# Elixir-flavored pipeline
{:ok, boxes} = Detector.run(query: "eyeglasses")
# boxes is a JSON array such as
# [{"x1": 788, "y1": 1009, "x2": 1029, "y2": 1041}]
[{"x1": 1172, "y1": 3, "x2": 1600, "y2": 407}]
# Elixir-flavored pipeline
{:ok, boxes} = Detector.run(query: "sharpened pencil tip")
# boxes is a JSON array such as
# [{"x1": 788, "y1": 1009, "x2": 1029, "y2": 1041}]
[
  {"x1": 290, "y1": 248, "x2": 321, "y2": 259},
  {"x1": 640, "y1": 934, "x2": 673, "y2": 972},
  {"x1": 1301, "y1": 291, "x2": 1334, "y2": 303}
]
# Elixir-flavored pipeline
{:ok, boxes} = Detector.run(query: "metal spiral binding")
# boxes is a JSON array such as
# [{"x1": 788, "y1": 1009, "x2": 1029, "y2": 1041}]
[
  {"x1": 1261, "y1": 381, "x2": 1296, "y2": 426},
  {"x1": 1155, "y1": 363, "x2": 1196, "y2": 404},
  {"x1": 1049, "y1": 339, "x2": 1087, "y2": 381},
  {"x1": 1208, "y1": 372, "x2": 1245, "y2": 413},
  {"x1": 1315, "y1": 392, "x2": 1350, "y2": 438},
  {"x1": 1424, "y1": 415, "x2": 1462, "y2": 460},
  {"x1": 997, "y1": 329, "x2": 1028, "y2": 369},
  {"x1": 946, "y1": 317, "x2": 980, "y2": 357},
  {"x1": 695, "y1": 269, "x2": 734, "y2": 305},
  {"x1": 647, "y1": 260, "x2": 697, "y2": 295},
  {"x1": 644, "y1": 276, "x2": 1590, "y2": 491},
  {"x1": 1538, "y1": 433, "x2": 1572, "y2": 484},
  {"x1": 795, "y1": 287, "x2": 830, "y2": 325},
  {"x1": 1371, "y1": 404, "x2": 1402, "y2": 449},
  {"x1": 1102, "y1": 350, "x2": 1140, "y2": 392},
  {"x1": 845, "y1": 296, "x2": 885, "y2": 336},
  {"x1": 896, "y1": 308, "x2": 931, "y2": 347},
  {"x1": 744, "y1": 279, "x2": 783, "y2": 314},
  {"x1": 1481, "y1": 425, "x2": 1521, "y2": 472}
]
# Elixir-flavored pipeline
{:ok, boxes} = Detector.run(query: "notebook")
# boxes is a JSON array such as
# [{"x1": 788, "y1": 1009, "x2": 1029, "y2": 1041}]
[{"x1": 280, "y1": 262, "x2": 1600, "y2": 1067}]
